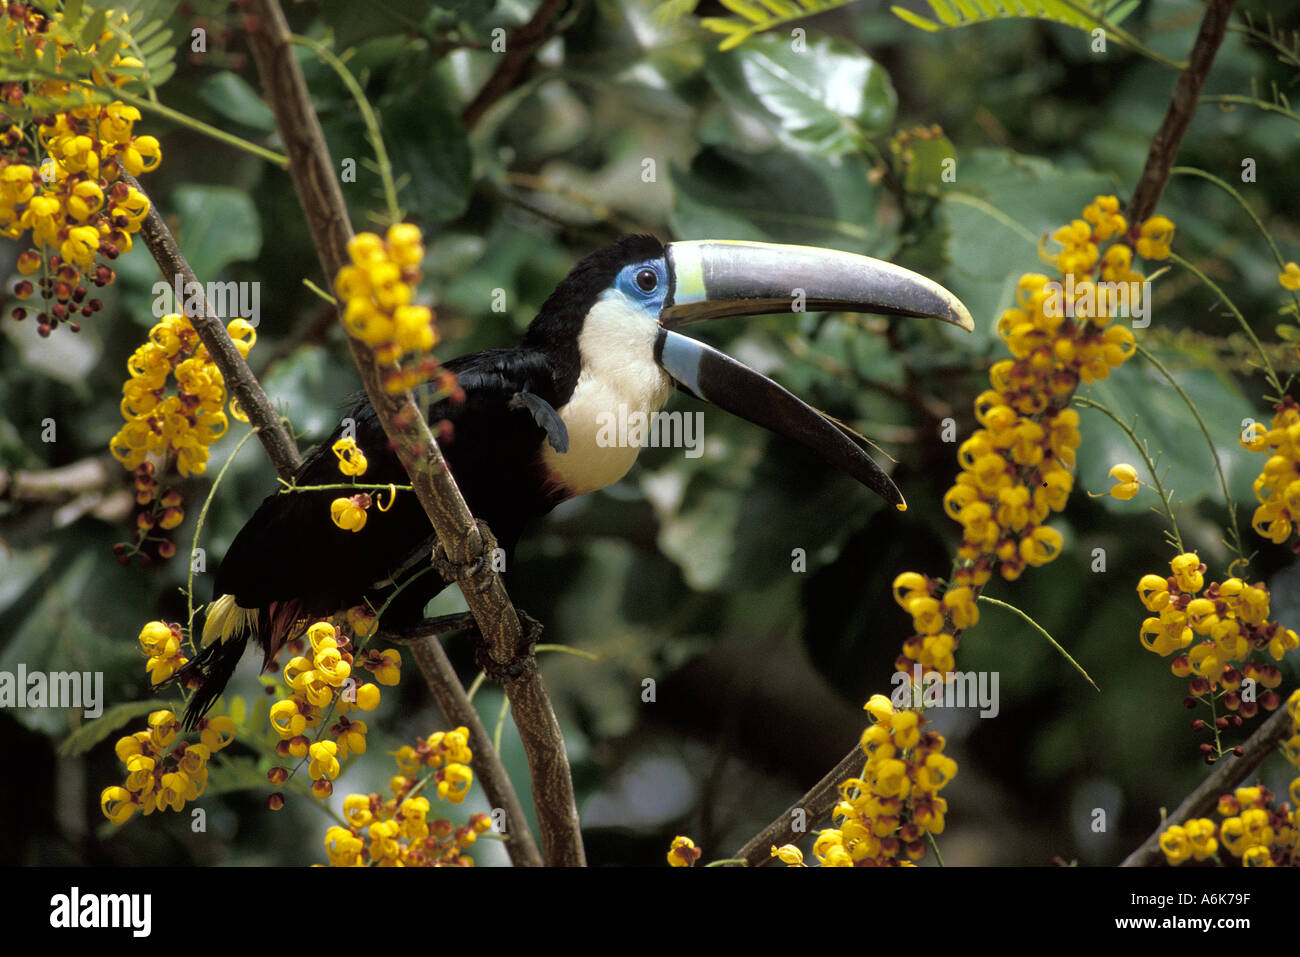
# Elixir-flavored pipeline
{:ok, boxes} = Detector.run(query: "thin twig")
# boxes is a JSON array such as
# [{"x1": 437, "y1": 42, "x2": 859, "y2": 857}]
[{"x1": 246, "y1": 0, "x2": 586, "y2": 866}]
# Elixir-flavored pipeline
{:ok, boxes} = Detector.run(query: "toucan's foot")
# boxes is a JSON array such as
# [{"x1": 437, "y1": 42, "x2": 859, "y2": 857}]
[
  {"x1": 383, "y1": 611, "x2": 479, "y2": 644},
  {"x1": 432, "y1": 519, "x2": 499, "y2": 595},
  {"x1": 382, "y1": 608, "x2": 541, "y2": 684},
  {"x1": 474, "y1": 609, "x2": 543, "y2": 683}
]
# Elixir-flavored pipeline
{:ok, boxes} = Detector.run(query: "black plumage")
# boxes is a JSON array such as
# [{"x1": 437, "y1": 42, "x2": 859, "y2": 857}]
[{"x1": 177, "y1": 236, "x2": 668, "y2": 728}]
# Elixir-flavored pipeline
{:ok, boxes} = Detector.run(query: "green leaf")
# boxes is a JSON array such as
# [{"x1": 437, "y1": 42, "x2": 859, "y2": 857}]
[
  {"x1": 700, "y1": 0, "x2": 857, "y2": 50},
  {"x1": 58, "y1": 700, "x2": 167, "y2": 757},
  {"x1": 197, "y1": 72, "x2": 276, "y2": 132},
  {"x1": 0, "y1": 545, "x2": 55, "y2": 617},
  {"x1": 670, "y1": 145, "x2": 890, "y2": 259},
  {"x1": 897, "y1": 132, "x2": 958, "y2": 195},
  {"x1": 1077, "y1": 352, "x2": 1261, "y2": 513},
  {"x1": 169, "y1": 185, "x2": 262, "y2": 280},
  {"x1": 383, "y1": 77, "x2": 472, "y2": 223},
  {"x1": 705, "y1": 33, "x2": 896, "y2": 156},
  {"x1": 79, "y1": 10, "x2": 109, "y2": 51},
  {"x1": 319, "y1": 0, "x2": 432, "y2": 49},
  {"x1": 658, "y1": 482, "x2": 744, "y2": 590},
  {"x1": 890, "y1": 0, "x2": 1135, "y2": 33},
  {"x1": 939, "y1": 149, "x2": 1118, "y2": 346}
]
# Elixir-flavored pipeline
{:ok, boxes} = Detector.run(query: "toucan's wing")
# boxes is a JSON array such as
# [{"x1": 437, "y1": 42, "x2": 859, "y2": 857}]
[{"x1": 212, "y1": 349, "x2": 561, "y2": 615}]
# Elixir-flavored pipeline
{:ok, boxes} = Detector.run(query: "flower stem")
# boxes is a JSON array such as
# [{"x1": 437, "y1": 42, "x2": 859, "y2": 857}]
[{"x1": 1072, "y1": 395, "x2": 1184, "y2": 552}]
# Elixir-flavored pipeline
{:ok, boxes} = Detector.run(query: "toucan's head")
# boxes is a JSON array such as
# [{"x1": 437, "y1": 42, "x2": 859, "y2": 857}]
[{"x1": 524, "y1": 235, "x2": 972, "y2": 509}]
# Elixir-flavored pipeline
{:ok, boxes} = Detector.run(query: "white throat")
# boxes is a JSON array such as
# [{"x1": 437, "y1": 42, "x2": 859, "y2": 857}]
[{"x1": 541, "y1": 294, "x2": 674, "y2": 497}]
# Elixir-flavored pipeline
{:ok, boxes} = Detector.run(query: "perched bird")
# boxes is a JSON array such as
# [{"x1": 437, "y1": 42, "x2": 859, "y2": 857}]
[{"x1": 176, "y1": 235, "x2": 972, "y2": 728}]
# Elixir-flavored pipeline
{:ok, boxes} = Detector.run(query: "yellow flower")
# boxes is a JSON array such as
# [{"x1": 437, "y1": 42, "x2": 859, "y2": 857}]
[
  {"x1": 1169, "y1": 552, "x2": 1204, "y2": 594},
  {"x1": 884, "y1": 707, "x2": 918, "y2": 743},
  {"x1": 309, "y1": 740, "x2": 341, "y2": 781},
  {"x1": 916, "y1": 753, "x2": 958, "y2": 792},
  {"x1": 330, "y1": 494, "x2": 370, "y2": 532},
  {"x1": 101, "y1": 786, "x2": 137, "y2": 825},
  {"x1": 332, "y1": 437, "x2": 369, "y2": 477},
  {"x1": 1186, "y1": 818, "x2": 1218, "y2": 860},
  {"x1": 1279, "y1": 261, "x2": 1300, "y2": 291},
  {"x1": 863, "y1": 694, "x2": 894, "y2": 724},
  {"x1": 324, "y1": 826, "x2": 365, "y2": 867},
  {"x1": 1159, "y1": 825, "x2": 1192, "y2": 865},
  {"x1": 770, "y1": 844, "x2": 805, "y2": 866},
  {"x1": 1136, "y1": 215, "x2": 1175, "y2": 260},
  {"x1": 353, "y1": 683, "x2": 382, "y2": 710},
  {"x1": 667, "y1": 835, "x2": 701, "y2": 867},
  {"x1": 1107, "y1": 463, "x2": 1140, "y2": 500},
  {"x1": 200, "y1": 716, "x2": 236, "y2": 753},
  {"x1": 437, "y1": 762, "x2": 473, "y2": 804}
]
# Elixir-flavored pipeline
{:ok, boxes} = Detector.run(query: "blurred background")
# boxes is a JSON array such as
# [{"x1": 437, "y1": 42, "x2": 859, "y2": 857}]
[{"x1": 1, "y1": 0, "x2": 1298, "y2": 866}]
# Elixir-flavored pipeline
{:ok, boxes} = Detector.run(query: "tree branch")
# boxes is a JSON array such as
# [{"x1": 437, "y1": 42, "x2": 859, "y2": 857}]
[
  {"x1": 246, "y1": 0, "x2": 586, "y2": 866},
  {"x1": 731, "y1": 746, "x2": 861, "y2": 867},
  {"x1": 126, "y1": 172, "x2": 301, "y2": 482},
  {"x1": 0, "y1": 455, "x2": 113, "y2": 502},
  {"x1": 1121, "y1": 704, "x2": 1294, "y2": 867},
  {"x1": 1126, "y1": 0, "x2": 1238, "y2": 227},
  {"x1": 387, "y1": 619, "x2": 543, "y2": 867},
  {"x1": 461, "y1": 0, "x2": 567, "y2": 131}
]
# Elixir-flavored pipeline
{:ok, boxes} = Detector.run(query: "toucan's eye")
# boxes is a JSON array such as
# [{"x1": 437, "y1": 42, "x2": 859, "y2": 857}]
[{"x1": 635, "y1": 268, "x2": 658, "y2": 293}]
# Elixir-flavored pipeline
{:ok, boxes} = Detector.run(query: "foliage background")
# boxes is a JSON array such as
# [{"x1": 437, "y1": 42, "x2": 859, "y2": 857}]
[{"x1": 1, "y1": 0, "x2": 1297, "y2": 866}]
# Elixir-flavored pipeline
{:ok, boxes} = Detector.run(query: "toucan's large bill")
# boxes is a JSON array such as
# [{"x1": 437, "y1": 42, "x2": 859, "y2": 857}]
[
  {"x1": 661, "y1": 240, "x2": 973, "y2": 331},
  {"x1": 653, "y1": 240, "x2": 973, "y2": 509}
]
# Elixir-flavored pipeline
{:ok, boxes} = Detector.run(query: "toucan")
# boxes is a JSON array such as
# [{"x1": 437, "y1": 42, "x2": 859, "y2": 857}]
[{"x1": 176, "y1": 235, "x2": 972, "y2": 728}]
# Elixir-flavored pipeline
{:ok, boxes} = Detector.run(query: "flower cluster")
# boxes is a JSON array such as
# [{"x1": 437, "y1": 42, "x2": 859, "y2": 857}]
[
  {"x1": 1241, "y1": 396, "x2": 1300, "y2": 550},
  {"x1": 108, "y1": 313, "x2": 255, "y2": 562},
  {"x1": 137, "y1": 620, "x2": 188, "y2": 684},
  {"x1": 1158, "y1": 817, "x2": 1219, "y2": 865},
  {"x1": 1137, "y1": 553, "x2": 1297, "y2": 748},
  {"x1": 394, "y1": 726, "x2": 475, "y2": 805},
  {"x1": 667, "y1": 835, "x2": 701, "y2": 867},
  {"x1": 100, "y1": 708, "x2": 235, "y2": 824},
  {"x1": 268, "y1": 620, "x2": 400, "y2": 800},
  {"x1": 812, "y1": 694, "x2": 956, "y2": 866},
  {"x1": 891, "y1": 572, "x2": 978, "y2": 676},
  {"x1": 334, "y1": 224, "x2": 451, "y2": 393},
  {"x1": 2, "y1": 4, "x2": 160, "y2": 335},
  {"x1": 942, "y1": 196, "x2": 1168, "y2": 589},
  {"x1": 324, "y1": 740, "x2": 491, "y2": 867},
  {"x1": 1160, "y1": 779, "x2": 1299, "y2": 868}
]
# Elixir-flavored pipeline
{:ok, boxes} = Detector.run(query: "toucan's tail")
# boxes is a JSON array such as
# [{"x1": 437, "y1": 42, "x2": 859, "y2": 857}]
[{"x1": 172, "y1": 594, "x2": 258, "y2": 731}]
